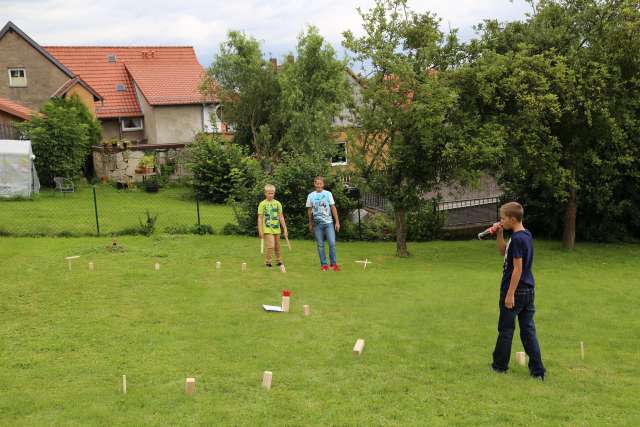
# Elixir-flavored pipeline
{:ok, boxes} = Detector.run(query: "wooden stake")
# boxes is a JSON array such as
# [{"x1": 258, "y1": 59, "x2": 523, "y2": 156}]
[
  {"x1": 285, "y1": 235, "x2": 292, "y2": 251},
  {"x1": 515, "y1": 352, "x2": 526, "y2": 366},
  {"x1": 185, "y1": 377, "x2": 196, "y2": 396},
  {"x1": 355, "y1": 259, "x2": 372, "y2": 269},
  {"x1": 580, "y1": 341, "x2": 584, "y2": 360},
  {"x1": 242, "y1": 262, "x2": 247, "y2": 272},
  {"x1": 65, "y1": 255, "x2": 80, "y2": 271},
  {"x1": 262, "y1": 371, "x2": 272, "y2": 390},
  {"x1": 122, "y1": 374, "x2": 127, "y2": 394},
  {"x1": 216, "y1": 261, "x2": 221, "y2": 270},
  {"x1": 88, "y1": 261, "x2": 94, "y2": 271},
  {"x1": 281, "y1": 296, "x2": 290, "y2": 312},
  {"x1": 303, "y1": 304, "x2": 310, "y2": 316},
  {"x1": 353, "y1": 338, "x2": 365, "y2": 355},
  {"x1": 260, "y1": 238, "x2": 264, "y2": 254},
  {"x1": 155, "y1": 262, "x2": 160, "y2": 271}
]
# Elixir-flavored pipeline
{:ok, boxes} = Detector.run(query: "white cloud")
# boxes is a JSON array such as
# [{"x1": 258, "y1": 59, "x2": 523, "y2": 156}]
[{"x1": 1, "y1": 0, "x2": 533, "y2": 64}]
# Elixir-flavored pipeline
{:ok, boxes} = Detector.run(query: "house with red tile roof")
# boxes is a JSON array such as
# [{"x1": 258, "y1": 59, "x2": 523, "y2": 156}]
[
  {"x1": 44, "y1": 45, "x2": 223, "y2": 145},
  {"x1": 0, "y1": 21, "x2": 102, "y2": 121}
]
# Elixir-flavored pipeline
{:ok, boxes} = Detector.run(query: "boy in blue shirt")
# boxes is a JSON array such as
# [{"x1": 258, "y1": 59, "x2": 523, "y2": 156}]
[
  {"x1": 306, "y1": 176, "x2": 341, "y2": 271},
  {"x1": 492, "y1": 202, "x2": 546, "y2": 380}
]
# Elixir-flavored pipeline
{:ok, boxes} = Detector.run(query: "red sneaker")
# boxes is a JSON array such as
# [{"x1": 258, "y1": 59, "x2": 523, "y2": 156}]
[
  {"x1": 331, "y1": 264, "x2": 341, "y2": 272},
  {"x1": 321, "y1": 265, "x2": 329, "y2": 271}
]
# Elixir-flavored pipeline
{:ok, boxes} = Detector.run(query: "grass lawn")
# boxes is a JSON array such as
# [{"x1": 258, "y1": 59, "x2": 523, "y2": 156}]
[
  {"x1": 0, "y1": 184, "x2": 235, "y2": 236},
  {"x1": 1, "y1": 236, "x2": 639, "y2": 426}
]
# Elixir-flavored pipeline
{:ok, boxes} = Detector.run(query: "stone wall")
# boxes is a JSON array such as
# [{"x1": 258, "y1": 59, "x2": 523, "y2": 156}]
[{"x1": 92, "y1": 143, "x2": 191, "y2": 183}]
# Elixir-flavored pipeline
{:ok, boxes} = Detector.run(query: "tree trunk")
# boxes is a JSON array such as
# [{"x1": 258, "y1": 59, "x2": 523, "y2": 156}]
[
  {"x1": 394, "y1": 207, "x2": 410, "y2": 257},
  {"x1": 562, "y1": 184, "x2": 577, "y2": 250}
]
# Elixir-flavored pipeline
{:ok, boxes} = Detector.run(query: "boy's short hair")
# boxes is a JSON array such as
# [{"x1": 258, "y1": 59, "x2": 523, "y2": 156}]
[
  {"x1": 264, "y1": 184, "x2": 276, "y2": 192},
  {"x1": 314, "y1": 176, "x2": 324, "y2": 183},
  {"x1": 500, "y1": 202, "x2": 524, "y2": 222}
]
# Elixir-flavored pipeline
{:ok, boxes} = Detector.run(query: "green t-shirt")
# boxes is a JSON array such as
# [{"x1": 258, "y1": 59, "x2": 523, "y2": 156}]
[{"x1": 258, "y1": 199, "x2": 283, "y2": 234}]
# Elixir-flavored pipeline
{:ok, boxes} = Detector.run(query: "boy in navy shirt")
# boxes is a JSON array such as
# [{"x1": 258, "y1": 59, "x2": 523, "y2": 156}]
[{"x1": 492, "y1": 202, "x2": 546, "y2": 380}]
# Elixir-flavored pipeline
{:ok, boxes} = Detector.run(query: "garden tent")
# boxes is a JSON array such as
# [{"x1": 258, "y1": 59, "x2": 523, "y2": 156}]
[{"x1": 0, "y1": 140, "x2": 40, "y2": 198}]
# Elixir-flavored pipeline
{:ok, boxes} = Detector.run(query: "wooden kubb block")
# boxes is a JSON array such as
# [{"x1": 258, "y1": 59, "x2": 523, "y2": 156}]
[
  {"x1": 303, "y1": 305, "x2": 310, "y2": 316},
  {"x1": 262, "y1": 371, "x2": 272, "y2": 390},
  {"x1": 353, "y1": 339, "x2": 365, "y2": 356},
  {"x1": 185, "y1": 377, "x2": 196, "y2": 396},
  {"x1": 515, "y1": 352, "x2": 526, "y2": 366}
]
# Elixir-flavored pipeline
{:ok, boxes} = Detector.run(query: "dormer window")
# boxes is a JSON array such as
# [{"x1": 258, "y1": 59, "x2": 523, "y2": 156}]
[
  {"x1": 8, "y1": 68, "x2": 27, "y2": 87},
  {"x1": 116, "y1": 83, "x2": 125, "y2": 92},
  {"x1": 107, "y1": 54, "x2": 117, "y2": 63}
]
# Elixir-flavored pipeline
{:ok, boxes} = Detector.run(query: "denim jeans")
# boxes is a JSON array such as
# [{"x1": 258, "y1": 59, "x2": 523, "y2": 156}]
[
  {"x1": 313, "y1": 222, "x2": 337, "y2": 266},
  {"x1": 492, "y1": 287, "x2": 546, "y2": 377}
]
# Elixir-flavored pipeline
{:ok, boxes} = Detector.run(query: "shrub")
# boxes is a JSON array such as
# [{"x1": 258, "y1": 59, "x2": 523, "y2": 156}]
[
  {"x1": 16, "y1": 96, "x2": 101, "y2": 186},
  {"x1": 230, "y1": 154, "x2": 353, "y2": 238},
  {"x1": 187, "y1": 133, "x2": 259, "y2": 203},
  {"x1": 406, "y1": 200, "x2": 445, "y2": 241},
  {"x1": 221, "y1": 223, "x2": 244, "y2": 235}
]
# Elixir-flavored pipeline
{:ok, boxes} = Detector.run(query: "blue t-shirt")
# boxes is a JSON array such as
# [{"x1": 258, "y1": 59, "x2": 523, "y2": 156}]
[
  {"x1": 306, "y1": 190, "x2": 335, "y2": 225},
  {"x1": 501, "y1": 229, "x2": 535, "y2": 292}
]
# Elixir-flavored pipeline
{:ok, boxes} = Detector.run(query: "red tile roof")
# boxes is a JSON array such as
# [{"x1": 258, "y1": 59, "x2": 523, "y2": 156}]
[
  {"x1": 0, "y1": 97, "x2": 37, "y2": 120},
  {"x1": 43, "y1": 46, "x2": 213, "y2": 119}
]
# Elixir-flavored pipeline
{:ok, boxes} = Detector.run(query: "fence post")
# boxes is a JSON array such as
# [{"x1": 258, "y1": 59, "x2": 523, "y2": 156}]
[
  {"x1": 196, "y1": 196, "x2": 201, "y2": 226},
  {"x1": 92, "y1": 186, "x2": 100, "y2": 236}
]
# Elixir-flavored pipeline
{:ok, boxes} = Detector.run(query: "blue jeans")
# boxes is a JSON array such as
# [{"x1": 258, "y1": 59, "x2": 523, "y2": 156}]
[
  {"x1": 313, "y1": 222, "x2": 337, "y2": 266},
  {"x1": 492, "y1": 287, "x2": 546, "y2": 377}
]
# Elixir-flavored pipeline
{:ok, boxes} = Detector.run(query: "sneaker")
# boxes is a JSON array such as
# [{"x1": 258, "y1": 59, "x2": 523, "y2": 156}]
[
  {"x1": 276, "y1": 262, "x2": 283, "y2": 266},
  {"x1": 265, "y1": 263, "x2": 273, "y2": 268},
  {"x1": 490, "y1": 365, "x2": 507, "y2": 374},
  {"x1": 331, "y1": 264, "x2": 341, "y2": 272},
  {"x1": 321, "y1": 265, "x2": 329, "y2": 271}
]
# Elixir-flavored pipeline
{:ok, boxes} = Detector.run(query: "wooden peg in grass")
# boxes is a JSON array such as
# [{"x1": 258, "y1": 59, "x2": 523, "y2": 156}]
[
  {"x1": 515, "y1": 352, "x2": 526, "y2": 366},
  {"x1": 65, "y1": 255, "x2": 80, "y2": 271},
  {"x1": 303, "y1": 305, "x2": 310, "y2": 316},
  {"x1": 89, "y1": 261, "x2": 94, "y2": 271},
  {"x1": 122, "y1": 375, "x2": 127, "y2": 394},
  {"x1": 262, "y1": 371, "x2": 272, "y2": 390},
  {"x1": 155, "y1": 262, "x2": 160, "y2": 271},
  {"x1": 580, "y1": 341, "x2": 585, "y2": 360},
  {"x1": 185, "y1": 378, "x2": 196, "y2": 396},
  {"x1": 353, "y1": 339, "x2": 365, "y2": 355}
]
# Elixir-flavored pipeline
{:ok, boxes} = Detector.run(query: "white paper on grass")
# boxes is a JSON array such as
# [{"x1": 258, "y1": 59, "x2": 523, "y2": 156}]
[{"x1": 262, "y1": 304, "x2": 283, "y2": 312}]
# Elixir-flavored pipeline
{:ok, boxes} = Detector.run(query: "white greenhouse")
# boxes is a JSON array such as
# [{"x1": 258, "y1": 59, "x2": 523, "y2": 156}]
[{"x1": 0, "y1": 140, "x2": 40, "y2": 199}]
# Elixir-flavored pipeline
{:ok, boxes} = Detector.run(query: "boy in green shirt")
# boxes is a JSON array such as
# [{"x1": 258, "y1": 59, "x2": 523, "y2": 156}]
[{"x1": 257, "y1": 184, "x2": 288, "y2": 268}]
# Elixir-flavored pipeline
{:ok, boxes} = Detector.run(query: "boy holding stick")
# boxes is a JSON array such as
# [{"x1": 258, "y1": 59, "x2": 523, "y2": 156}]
[
  {"x1": 258, "y1": 184, "x2": 288, "y2": 268},
  {"x1": 492, "y1": 202, "x2": 546, "y2": 380}
]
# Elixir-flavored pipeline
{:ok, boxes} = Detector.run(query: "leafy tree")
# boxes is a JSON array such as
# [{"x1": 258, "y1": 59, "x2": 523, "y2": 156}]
[
  {"x1": 343, "y1": 0, "x2": 496, "y2": 256},
  {"x1": 204, "y1": 27, "x2": 349, "y2": 171},
  {"x1": 16, "y1": 96, "x2": 101, "y2": 186},
  {"x1": 187, "y1": 133, "x2": 259, "y2": 203},
  {"x1": 460, "y1": 0, "x2": 640, "y2": 248}
]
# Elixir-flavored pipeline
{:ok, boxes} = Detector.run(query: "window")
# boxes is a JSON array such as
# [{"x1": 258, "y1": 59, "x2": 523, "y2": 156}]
[
  {"x1": 8, "y1": 68, "x2": 27, "y2": 87},
  {"x1": 107, "y1": 54, "x2": 117, "y2": 63},
  {"x1": 121, "y1": 118, "x2": 143, "y2": 131},
  {"x1": 331, "y1": 141, "x2": 348, "y2": 166},
  {"x1": 116, "y1": 83, "x2": 126, "y2": 92}
]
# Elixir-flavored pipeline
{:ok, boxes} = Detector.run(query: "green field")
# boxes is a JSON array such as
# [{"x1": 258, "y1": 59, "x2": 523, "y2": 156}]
[
  {"x1": 1, "y1": 236, "x2": 639, "y2": 426},
  {"x1": 0, "y1": 184, "x2": 235, "y2": 236}
]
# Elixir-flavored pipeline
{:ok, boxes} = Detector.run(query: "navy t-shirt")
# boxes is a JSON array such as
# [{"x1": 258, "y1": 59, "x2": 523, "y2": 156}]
[{"x1": 501, "y1": 229, "x2": 535, "y2": 292}]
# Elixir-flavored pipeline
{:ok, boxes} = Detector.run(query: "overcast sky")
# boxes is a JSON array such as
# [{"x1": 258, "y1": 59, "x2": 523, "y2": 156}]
[{"x1": 1, "y1": 0, "x2": 532, "y2": 66}]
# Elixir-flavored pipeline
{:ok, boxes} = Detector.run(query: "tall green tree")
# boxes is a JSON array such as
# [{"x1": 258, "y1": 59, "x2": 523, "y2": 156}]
[
  {"x1": 204, "y1": 31, "x2": 282, "y2": 169},
  {"x1": 204, "y1": 27, "x2": 349, "y2": 171},
  {"x1": 460, "y1": 0, "x2": 640, "y2": 248},
  {"x1": 16, "y1": 96, "x2": 101, "y2": 186},
  {"x1": 343, "y1": 0, "x2": 496, "y2": 256}
]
